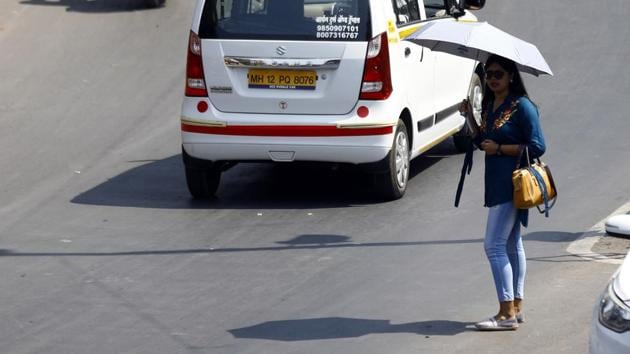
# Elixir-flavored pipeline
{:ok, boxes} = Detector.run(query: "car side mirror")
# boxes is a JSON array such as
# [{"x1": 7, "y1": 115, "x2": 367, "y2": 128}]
[{"x1": 462, "y1": 0, "x2": 486, "y2": 10}]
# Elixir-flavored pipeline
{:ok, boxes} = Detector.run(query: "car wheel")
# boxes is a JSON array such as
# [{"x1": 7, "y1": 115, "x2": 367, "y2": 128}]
[
  {"x1": 182, "y1": 148, "x2": 221, "y2": 199},
  {"x1": 454, "y1": 72, "x2": 483, "y2": 153},
  {"x1": 374, "y1": 119, "x2": 410, "y2": 200},
  {"x1": 185, "y1": 167, "x2": 221, "y2": 199}
]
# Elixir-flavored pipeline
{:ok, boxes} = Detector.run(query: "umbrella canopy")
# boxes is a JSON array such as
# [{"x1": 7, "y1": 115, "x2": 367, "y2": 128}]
[{"x1": 406, "y1": 21, "x2": 553, "y2": 76}]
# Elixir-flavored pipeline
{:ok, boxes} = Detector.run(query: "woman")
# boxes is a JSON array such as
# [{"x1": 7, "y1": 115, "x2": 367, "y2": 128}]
[{"x1": 460, "y1": 55, "x2": 546, "y2": 331}]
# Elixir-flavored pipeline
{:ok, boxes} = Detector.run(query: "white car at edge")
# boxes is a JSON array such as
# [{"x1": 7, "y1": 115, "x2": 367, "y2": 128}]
[{"x1": 590, "y1": 249, "x2": 630, "y2": 353}]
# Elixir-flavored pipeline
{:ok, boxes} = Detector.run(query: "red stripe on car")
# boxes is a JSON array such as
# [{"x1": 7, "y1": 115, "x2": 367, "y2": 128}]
[{"x1": 181, "y1": 123, "x2": 393, "y2": 137}]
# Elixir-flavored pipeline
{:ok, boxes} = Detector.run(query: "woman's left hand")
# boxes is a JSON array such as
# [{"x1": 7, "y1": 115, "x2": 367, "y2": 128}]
[{"x1": 481, "y1": 139, "x2": 500, "y2": 155}]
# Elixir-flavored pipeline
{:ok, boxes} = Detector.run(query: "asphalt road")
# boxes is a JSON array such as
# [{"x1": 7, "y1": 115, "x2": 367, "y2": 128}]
[{"x1": 1, "y1": 1, "x2": 630, "y2": 353}]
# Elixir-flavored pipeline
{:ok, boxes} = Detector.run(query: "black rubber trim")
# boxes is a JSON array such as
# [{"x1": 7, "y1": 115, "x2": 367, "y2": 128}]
[
  {"x1": 417, "y1": 115, "x2": 434, "y2": 132},
  {"x1": 435, "y1": 103, "x2": 460, "y2": 124}
]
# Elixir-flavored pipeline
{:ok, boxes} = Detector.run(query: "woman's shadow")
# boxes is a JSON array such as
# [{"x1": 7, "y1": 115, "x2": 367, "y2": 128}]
[
  {"x1": 20, "y1": 0, "x2": 165, "y2": 13},
  {"x1": 229, "y1": 317, "x2": 473, "y2": 341}
]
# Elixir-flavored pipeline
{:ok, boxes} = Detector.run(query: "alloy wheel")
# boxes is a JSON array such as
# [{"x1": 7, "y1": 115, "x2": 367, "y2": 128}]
[{"x1": 394, "y1": 130, "x2": 410, "y2": 189}]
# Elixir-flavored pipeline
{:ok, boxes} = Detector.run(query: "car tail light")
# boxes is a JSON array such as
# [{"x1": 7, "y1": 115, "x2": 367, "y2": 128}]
[
  {"x1": 186, "y1": 31, "x2": 207, "y2": 97},
  {"x1": 359, "y1": 32, "x2": 392, "y2": 100}
]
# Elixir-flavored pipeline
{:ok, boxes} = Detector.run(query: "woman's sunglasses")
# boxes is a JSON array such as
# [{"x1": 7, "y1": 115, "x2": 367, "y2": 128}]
[{"x1": 485, "y1": 70, "x2": 507, "y2": 80}]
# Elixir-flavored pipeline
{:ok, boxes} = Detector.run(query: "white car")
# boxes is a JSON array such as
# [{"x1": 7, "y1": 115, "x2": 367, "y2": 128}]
[
  {"x1": 590, "y1": 250, "x2": 630, "y2": 353},
  {"x1": 181, "y1": 0, "x2": 486, "y2": 199}
]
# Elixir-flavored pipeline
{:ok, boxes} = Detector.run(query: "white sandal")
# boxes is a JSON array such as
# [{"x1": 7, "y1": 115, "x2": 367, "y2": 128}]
[{"x1": 474, "y1": 316, "x2": 519, "y2": 331}]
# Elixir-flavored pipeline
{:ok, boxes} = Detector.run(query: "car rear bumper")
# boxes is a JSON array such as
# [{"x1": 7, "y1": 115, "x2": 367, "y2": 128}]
[
  {"x1": 180, "y1": 97, "x2": 398, "y2": 164},
  {"x1": 182, "y1": 134, "x2": 392, "y2": 164}
]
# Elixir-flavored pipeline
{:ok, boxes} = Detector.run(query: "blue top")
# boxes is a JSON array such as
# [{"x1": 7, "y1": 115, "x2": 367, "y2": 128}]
[{"x1": 474, "y1": 94, "x2": 546, "y2": 225}]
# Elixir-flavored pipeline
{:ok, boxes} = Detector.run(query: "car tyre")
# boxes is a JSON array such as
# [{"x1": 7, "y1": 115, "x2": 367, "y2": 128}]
[
  {"x1": 454, "y1": 72, "x2": 483, "y2": 153},
  {"x1": 185, "y1": 167, "x2": 221, "y2": 199},
  {"x1": 374, "y1": 119, "x2": 410, "y2": 200},
  {"x1": 182, "y1": 148, "x2": 221, "y2": 199}
]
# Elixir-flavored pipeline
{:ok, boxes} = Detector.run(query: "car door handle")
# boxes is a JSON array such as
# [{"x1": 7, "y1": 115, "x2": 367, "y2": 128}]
[{"x1": 404, "y1": 47, "x2": 411, "y2": 57}]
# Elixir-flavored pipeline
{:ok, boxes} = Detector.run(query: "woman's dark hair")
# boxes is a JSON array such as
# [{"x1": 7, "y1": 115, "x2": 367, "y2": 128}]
[{"x1": 482, "y1": 55, "x2": 531, "y2": 114}]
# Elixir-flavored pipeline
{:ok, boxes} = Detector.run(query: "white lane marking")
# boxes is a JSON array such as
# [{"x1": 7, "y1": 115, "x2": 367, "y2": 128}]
[{"x1": 567, "y1": 202, "x2": 630, "y2": 265}]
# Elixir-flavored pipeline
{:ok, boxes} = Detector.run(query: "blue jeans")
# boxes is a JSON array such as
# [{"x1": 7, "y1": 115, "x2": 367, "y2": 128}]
[{"x1": 484, "y1": 202, "x2": 526, "y2": 302}]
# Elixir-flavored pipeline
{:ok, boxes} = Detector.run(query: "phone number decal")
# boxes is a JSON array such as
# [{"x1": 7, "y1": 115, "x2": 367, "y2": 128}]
[
  {"x1": 315, "y1": 14, "x2": 361, "y2": 40},
  {"x1": 316, "y1": 25, "x2": 359, "y2": 32},
  {"x1": 316, "y1": 32, "x2": 359, "y2": 39}
]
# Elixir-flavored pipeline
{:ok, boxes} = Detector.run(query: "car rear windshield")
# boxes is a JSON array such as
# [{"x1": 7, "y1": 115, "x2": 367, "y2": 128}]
[{"x1": 199, "y1": 0, "x2": 371, "y2": 41}]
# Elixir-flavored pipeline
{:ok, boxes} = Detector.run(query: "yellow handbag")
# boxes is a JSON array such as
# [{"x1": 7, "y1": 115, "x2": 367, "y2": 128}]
[{"x1": 512, "y1": 146, "x2": 557, "y2": 216}]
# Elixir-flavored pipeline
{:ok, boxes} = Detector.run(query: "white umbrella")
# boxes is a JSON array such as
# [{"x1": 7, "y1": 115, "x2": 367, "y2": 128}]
[{"x1": 406, "y1": 21, "x2": 553, "y2": 76}]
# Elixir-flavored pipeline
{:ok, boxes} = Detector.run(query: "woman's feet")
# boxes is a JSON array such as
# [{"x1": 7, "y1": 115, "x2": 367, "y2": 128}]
[
  {"x1": 474, "y1": 300, "x2": 523, "y2": 330},
  {"x1": 474, "y1": 316, "x2": 519, "y2": 331},
  {"x1": 514, "y1": 298, "x2": 524, "y2": 323}
]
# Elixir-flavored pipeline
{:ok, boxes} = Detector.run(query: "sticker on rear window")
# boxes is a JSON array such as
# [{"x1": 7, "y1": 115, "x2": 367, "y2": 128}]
[{"x1": 315, "y1": 15, "x2": 361, "y2": 40}]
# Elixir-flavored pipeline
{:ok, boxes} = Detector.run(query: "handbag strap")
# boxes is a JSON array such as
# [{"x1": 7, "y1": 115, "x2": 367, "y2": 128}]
[
  {"x1": 515, "y1": 145, "x2": 531, "y2": 169},
  {"x1": 537, "y1": 193, "x2": 557, "y2": 215},
  {"x1": 529, "y1": 166, "x2": 557, "y2": 217},
  {"x1": 535, "y1": 166, "x2": 558, "y2": 215},
  {"x1": 543, "y1": 164, "x2": 558, "y2": 196},
  {"x1": 515, "y1": 145, "x2": 547, "y2": 170}
]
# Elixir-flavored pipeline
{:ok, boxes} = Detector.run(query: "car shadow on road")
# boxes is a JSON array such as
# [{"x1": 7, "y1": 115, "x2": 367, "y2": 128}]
[
  {"x1": 0, "y1": 234, "x2": 486, "y2": 257},
  {"x1": 0, "y1": 231, "x2": 594, "y2": 258},
  {"x1": 228, "y1": 317, "x2": 474, "y2": 341},
  {"x1": 70, "y1": 148, "x2": 451, "y2": 210},
  {"x1": 19, "y1": 0, "x2": 165, "y2": 13}
]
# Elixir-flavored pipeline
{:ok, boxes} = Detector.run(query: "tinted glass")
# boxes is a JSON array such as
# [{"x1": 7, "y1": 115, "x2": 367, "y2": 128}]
[
  {"x1": 424, "y1": 0, "x2": 448, "y2": 18},
  {"x1": 199, "y1": 0, "x2": 371, "y2": 41},
  {"x1": 392, "y1": 0, "x2": 421, "y2": 25}
]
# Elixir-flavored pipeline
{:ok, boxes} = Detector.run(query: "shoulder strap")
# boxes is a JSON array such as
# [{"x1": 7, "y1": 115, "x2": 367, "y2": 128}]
[
  {"x1": 515, "y1": 145, "x2": 530, "y2": 170},
  {"x1": 530, "y1": 166, "x2": 556, "y2": 217}
]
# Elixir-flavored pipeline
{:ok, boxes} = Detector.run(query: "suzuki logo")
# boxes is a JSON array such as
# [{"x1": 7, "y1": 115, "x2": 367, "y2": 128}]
[
  {"x1": 279, "y1": 101, "x2": 288, "y2": 110},
  {"x1": 276, "y1": 46, "x2": 288, "y2": 56}
]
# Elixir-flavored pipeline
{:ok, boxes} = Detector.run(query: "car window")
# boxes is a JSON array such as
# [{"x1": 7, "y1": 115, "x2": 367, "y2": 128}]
[
  {"x1": 424, "y1": 0, "x2": 449, "y2": 18},
  {"x1": 199, "y1": 0, "x2": 371, "y2": 41},
  {"x1": 392, "y1": 0, "x2": 421, "y2": 25}
]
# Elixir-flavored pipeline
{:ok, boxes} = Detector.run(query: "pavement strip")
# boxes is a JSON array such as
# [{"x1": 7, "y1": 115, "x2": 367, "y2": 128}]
[{"x1": 567, "y1": 201, "x2": 630, "y2": 265}]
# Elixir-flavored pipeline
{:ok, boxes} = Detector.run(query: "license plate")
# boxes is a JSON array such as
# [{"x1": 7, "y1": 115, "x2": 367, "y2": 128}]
[{"x1": 248, "y1": 69, "x2": 316, "y2": 90}]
